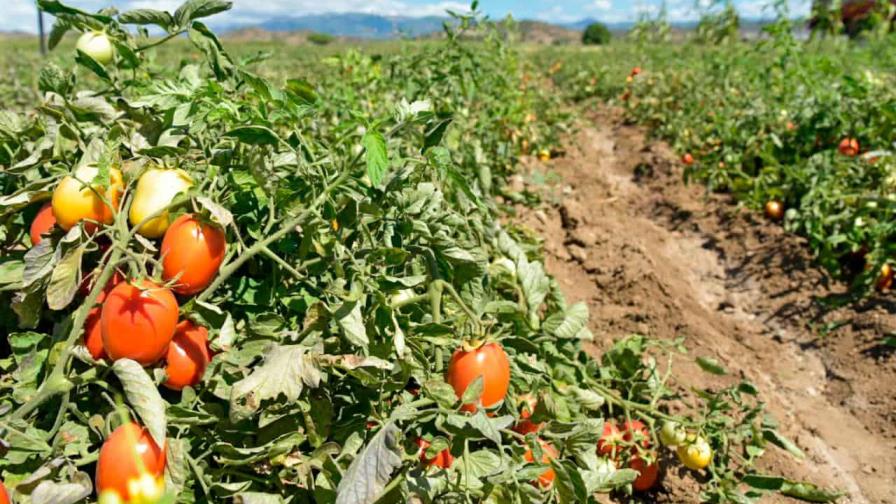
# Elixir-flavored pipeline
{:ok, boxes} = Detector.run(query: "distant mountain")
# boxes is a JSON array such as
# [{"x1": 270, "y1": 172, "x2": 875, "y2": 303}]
[{"x1": 241, "y1": 13, "x2": 448, "y2": 39}]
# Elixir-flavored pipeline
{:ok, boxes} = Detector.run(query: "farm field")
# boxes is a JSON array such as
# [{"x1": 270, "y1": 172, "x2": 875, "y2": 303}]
[{"x1": 0, "y1": 1, "x2": 894, "y2": 503}]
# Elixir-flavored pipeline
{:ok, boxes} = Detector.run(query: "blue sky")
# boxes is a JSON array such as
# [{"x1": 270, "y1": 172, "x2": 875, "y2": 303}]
[{"x1": 3, "y1": 1, "x2": 813, "y2": 33}]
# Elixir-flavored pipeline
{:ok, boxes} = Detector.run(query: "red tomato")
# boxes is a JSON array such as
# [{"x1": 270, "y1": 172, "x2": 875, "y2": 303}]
[
  {"x1": 513, "y1": 394, "x2": 543, "y2": 435},
  {"x1": 622, "y1": 420, "x2": 650, "y2": 449},
  {"x1": 416, "y1": 438, "x2": 453, "y2": 469},
  {"x1": 96, "y1": 423, "x2": 166, "y2": 501},
  {"x1": 630, "y1": 66, "x2": 642, "y2": 76},
  {"x1": 83, "y1": 275, "x2": 123, "y2": 360},
  {"x1": 30, "y1": 202, "x2": 57, "y2": 246},
  {"x1": 164, "y1": 321, "x2": 211, "y2": 390},
  {"x1": 681, "y1": 153, "x2": 694, "y2": 166},
  {"x1": 838, "y1": 137, "x2": 860, "y2": 157},
  {"x1": 630, "y1": 456, "x2": 659, "y2": 491},
  {"x1": 597, "y1": 420, "x2": 623, "y2": 456},
  {"x1": 445, "y1": 341, "x2": 510, "y2": 413},
  {"x1": 0, "y1": 481, "x2": 9, "y2": 504},
  {"x1": 523, "y1": 439, "x2": 559, "y2": 488},
  {"x1": 160, "y1": 214, "x2": 226, "y2": 295},
  {"x1": 101, "y1": 280, "x2": 179, "y2": 366}
]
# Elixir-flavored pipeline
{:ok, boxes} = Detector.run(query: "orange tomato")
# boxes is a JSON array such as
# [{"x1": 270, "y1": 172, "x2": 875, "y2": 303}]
[
  {"x1": 101, "y1": 280, "x2": 179, "y2": 366},
  {"x1": 876, "y1": 264, "x2": 894, "y2": 291},
  {"x1": 415, "y1": 438, "x2": 453, "y2": 469},
  {"x1": 0, "y1": 481, "x2": 9, "y2": 504},
  {"x1": 838, "y1": 137, "x2": 860, "y2": 157},
  {"x1": 30, "y1": 202, "x2": 57, "y2": 246},
  {"x1": 681, "y1": 153, "x2": 694, "y2": 166},
  {"x1": 630, "y1": 456, "x2": 659, "y2": 491},
  {"x1": 523, "y1": 439, "x2": 559, "y2": 488},
  {"x1": 163, "y1": 321, "x2": 211, "y2": 390},
  {"x1": 765, "y1": 200, "x2": 785, "y2": 221},
  {"x1": 160, "y1": 214, "x2": 226, "y2": 296},
  {"x1": 445, "y1": 341, "x2": 510, "y2": 413},
  {"x1": 513, "y1": 394, "x2": 543, "y2": 435},
  {"x1": 96, "y1": 423, "x2": 166, "y2": 501}
]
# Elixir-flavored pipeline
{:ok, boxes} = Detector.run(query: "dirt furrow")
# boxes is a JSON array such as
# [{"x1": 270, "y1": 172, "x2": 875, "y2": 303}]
[{"x1": 511, "y1": 111, "x2": 896, "y2": 503}]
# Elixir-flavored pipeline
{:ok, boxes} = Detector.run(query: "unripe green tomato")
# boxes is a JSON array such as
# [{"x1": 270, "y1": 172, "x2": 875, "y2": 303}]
[
  {"x1": 659, "y1": 420, "x2": 686, "y2": 447},
  {"x1": 76, "y1": 31, "x2": 114, "y2": 64}
]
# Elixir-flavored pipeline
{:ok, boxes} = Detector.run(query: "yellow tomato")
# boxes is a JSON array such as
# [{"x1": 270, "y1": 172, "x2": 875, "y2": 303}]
[
  {"x1": 52, "y1": 165, "x2": 123, "y2": 231},
  {"x1": 537, "y1": 149, "x2": 551, "y2": 161},
  {"x1": 676, "y1": 434, "x2": 712, "y2": 470},
  {"x1": 129, "y1": 168, "x2": 193, "y2": 238}
]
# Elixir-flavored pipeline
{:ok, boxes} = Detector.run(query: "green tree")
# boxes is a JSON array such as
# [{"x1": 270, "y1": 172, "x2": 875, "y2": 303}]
[{"x1": 582, "y1": 22, "x2": 612, "y2": 45}]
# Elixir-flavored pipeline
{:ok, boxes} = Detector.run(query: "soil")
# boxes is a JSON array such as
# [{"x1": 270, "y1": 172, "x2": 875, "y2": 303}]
[{"x1": 510, "y1": 109, "x2": 896, "y2": 503}]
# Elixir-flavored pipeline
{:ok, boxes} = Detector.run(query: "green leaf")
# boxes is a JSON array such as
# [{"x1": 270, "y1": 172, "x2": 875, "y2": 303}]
[
  {"x1": 334, "y1": 300, "x2": 368, "y2": 347},
  {"x1": 75, "y1": 49, "x2": 111, "y2": 81},
  {"x1": 362, "y1": 131, "x2": 388, "y2": 186},
  {"x1": 456, "y1": 450, "x2": 501, "y2": 478},
  {"x1": 224, "y1": 126, "x2": 281, "y2": 146},
  {"x1": 696, "y1": 356, "x2": 728, "y2": 375},
  {"x1": 229, "y1": 345, "x2": 320, "y2": 422},
  {"x1": 763, "y1": 429, "x2": 805, "y2": 459},
  {"x1": 175, "y1": 0, "x2": 233, "y2": 28},
  {"x1": 285, "y1": 79, "x2": 318, "y2": 105},
  {"x1": 112, "y1": 359, "x2": 168, "y2": 448},
  {"x1": 46, "y1": 245, "x2": 83, "y2": 311},
  {"x1": 119, "y1": 9, "x2": 174, "y2": 30},
  {"x1": 467, "y1": 411, "x2": 503, "y2": 444},
  {"x1": 335, "y1": 422, "x2": 402, "y2": 504},
  {"x1": 459, "y1": 375, "x2": 484, "y2": 407},
  {"x1": 743, "y1": 475, "x2": 843, "y2": 502},
  {"x1": 31, "y1": 471, "x2": 93, "y2": 504},
  {"x1": 543, "y1": 302, "x2": 590, "y2": 339},
  {"x1": 22, "y1": 237, "x2": 57, "y2": 289},
  {"x1": 234, "y1": 493, "x2": 286, "y2": 504}
]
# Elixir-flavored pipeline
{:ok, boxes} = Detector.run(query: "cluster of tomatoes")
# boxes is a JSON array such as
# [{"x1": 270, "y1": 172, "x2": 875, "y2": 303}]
[
  {"x1": 415, "y1": 339, "x2": 710, "y2": 494},
  {"x1": 27, "y1": 164, "x2": 228, "y2": 501}
]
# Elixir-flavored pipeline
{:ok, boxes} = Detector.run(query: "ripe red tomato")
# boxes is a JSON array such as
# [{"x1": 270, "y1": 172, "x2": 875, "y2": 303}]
[
  {"x1": 681, "y1": 153, "x2": 694, "y2": 166},
  {"x1": 765, "y1": 200, "x2": 785, "y2": 221},
  {"x1": 96, "y1": 423, "x2": 166, "y2": 501},
  {"x1": 630, "y1": 66, "x2": 642, "y2": 76},
  {"x1": 164, "y1": 321, "x2": 211, "y2": 390},
  {"x1": 838, "y1": 137, "x2": 860, "y2": 157},
  {"x1": 445, "y1": 341, "x2": 510, "y2": 413},
  {"x1": 622, "y1": 419, "x2": 651, "y2": 449},
  {"x1": 597, "y1": 420, "x2": 623, "y2": 456},
  {"x1": 101, "y1": 280, "x2": 179, "y2": 366},
  {"x1": 83, "y1": 275, "x2": 123, "y2": 360},
  {"x1": 0, "y1": 481, "x2": 10, "y2": 504},
  {"x1": 523, "y1": 439, "x2": 559, "y2": 488},
  {"x1": 630, "y1": 456, "x2": 659, "y2": 491},
  {"x1": 415, "y1": 438, "x2": 453, "y2": 469},
  {"x1": 30, "y1": 202, "x2": 57, "y2": 246},
  {"x1": 160, "y1": 214, "x2": 226, "y2": 296},
  {"x1": 513, "y1": 394, "x2": 543, "y2": 435}
]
